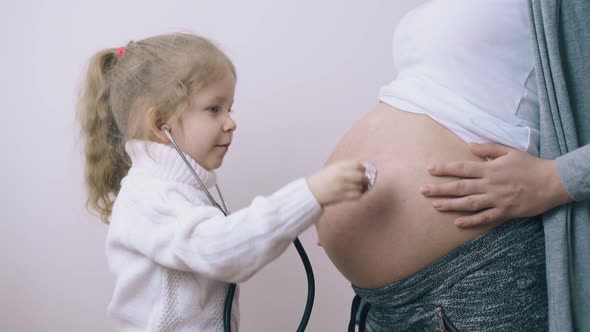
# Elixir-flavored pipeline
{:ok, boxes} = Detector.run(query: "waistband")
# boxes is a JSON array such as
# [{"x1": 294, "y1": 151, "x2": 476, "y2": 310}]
[{"x1": 352, "y1": 217, "x2": 544, "y2": 307}]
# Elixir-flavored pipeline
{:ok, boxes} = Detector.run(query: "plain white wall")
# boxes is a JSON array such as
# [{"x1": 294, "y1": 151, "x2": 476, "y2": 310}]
[{"x1": 1, "y1": 0, "x2": 423, "y2": 331}]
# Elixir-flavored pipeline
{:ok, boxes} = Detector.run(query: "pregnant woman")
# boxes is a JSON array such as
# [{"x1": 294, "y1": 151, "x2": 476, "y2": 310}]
[{"x1": 315, "y1": 1, "x2": 580, "y2": 331}]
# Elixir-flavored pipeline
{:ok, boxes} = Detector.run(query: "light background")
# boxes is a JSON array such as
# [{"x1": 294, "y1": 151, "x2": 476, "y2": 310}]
[{"x1": 1, "y1": 0, "x2": 423, "y2": 330}]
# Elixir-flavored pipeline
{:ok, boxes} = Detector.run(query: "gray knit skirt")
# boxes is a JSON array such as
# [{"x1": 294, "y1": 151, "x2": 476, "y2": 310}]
[{"x1": 349, "y1": 217, "x2": 547, "y2": 332}]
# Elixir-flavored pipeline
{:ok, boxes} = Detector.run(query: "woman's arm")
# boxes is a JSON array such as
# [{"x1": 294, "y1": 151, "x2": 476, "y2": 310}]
[
  {"x1": 555, "y1": 144, "x2": 590, "y2": 201},
  {"x1": 418, "y1": 142, "x2": 589, "y2": 227}
]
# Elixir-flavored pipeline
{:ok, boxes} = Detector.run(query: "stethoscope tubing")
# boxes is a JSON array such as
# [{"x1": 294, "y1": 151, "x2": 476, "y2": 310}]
[{"x1": 161, "y1": 125, "x2": 316, "y2": 332}]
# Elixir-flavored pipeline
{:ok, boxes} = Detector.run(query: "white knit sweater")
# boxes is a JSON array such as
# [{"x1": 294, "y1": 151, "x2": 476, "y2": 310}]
[{"x1": 106, "y1": 140, "x2": 323, "y2": 331}]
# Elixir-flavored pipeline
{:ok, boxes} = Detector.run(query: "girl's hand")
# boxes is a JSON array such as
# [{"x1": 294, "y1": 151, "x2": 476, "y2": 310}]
[
  {"x1": 420, "y1": 142, "x2": 572, "y2": 227},
  {"x1": 307, "y1": 160, "x2": 369, "y2": 207}
]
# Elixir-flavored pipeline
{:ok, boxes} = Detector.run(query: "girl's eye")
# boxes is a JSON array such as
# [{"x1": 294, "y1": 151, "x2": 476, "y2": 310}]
[{"x1": 208, "y1": 106, "x2": 220, "y2": 113}]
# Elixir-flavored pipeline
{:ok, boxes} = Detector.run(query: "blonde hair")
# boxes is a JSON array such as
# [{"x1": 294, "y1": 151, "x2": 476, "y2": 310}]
[{"x1": 77, "y1": 32, "x2": 236, "y2": 223}]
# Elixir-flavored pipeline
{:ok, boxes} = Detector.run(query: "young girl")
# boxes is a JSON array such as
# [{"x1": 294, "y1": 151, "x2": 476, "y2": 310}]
[{"x1": 77, "y1": 33, "x2": 369, "y2": 331}]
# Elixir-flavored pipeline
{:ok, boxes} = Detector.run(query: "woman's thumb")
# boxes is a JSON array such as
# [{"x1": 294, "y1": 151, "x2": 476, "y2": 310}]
[{"x1": 469, "y1": 142, "x2": 510, "y2": 159}]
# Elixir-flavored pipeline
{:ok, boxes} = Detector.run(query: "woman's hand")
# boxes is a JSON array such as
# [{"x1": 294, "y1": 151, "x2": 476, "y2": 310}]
[
  {"x1": 308, "y1": 160, "x2": 369, "y2": 208},
  {"x1": 420, "y1": 143, "x2": 573, "y2": 227}
]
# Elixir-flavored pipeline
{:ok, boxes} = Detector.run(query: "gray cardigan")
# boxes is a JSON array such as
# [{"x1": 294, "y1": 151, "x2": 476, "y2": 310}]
[{"x1": 529, "y1": 1, "x2": 590, "y2": 331}]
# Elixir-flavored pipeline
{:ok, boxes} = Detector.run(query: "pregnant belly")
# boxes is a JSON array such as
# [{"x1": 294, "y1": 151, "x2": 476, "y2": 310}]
[{"x1": 315, "y1": 102, "x2": 499, "y2": 288}]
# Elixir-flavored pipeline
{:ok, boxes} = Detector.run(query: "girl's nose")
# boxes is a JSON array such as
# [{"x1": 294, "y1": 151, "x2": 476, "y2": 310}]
[{"x1": 223, "y1": 114, "x2": 237, "y2": 132}]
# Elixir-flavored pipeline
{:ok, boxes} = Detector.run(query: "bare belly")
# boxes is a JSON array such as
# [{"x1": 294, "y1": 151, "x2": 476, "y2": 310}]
[{"x1": 315, "y1": 102, "x2": 499, "y2": 288}]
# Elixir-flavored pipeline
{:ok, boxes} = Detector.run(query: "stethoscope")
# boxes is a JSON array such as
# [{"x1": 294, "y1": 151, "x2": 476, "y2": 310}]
[{"x1": 161, "y1": 124, "x2": 377, "y2": 332}]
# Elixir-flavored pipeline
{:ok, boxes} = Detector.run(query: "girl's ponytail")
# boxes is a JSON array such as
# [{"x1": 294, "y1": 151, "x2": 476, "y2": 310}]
[{"x1": 77, "y1": 49, "x2": 130, "y2": 223}]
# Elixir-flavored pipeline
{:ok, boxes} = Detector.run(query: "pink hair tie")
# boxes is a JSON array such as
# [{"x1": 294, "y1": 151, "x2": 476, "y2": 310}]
[{"x1": 116, "y1": 47, "x2": 126, "y2": 58}]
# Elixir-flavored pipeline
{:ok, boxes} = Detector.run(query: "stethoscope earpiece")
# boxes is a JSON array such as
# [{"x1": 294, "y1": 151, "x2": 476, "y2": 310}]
[{"x1": 161, "y1": 124, "x2": 174, "y2": 145}]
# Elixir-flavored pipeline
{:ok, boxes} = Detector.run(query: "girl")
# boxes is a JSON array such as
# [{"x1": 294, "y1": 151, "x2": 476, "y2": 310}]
[{"x1": 77, "y1": 33, "x2": 369, "y2": 331}]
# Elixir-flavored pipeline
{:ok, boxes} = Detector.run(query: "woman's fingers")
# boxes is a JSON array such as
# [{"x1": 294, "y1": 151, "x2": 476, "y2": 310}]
[
  {"x1": 421, "y1": 179, "x2": 485, "y2": 197},
  {"x1": 469, "y1": 142, "x2": 511, "y2": 159},
  {"x1": 454, "y1": 208, "x2": 506, "y2": 227},
  {"x1": 427, "y1": 160, "x2": 486, "y2": 178},
  {"x1": 431, "y1": 194, "x2": 493, "y2": 212}
]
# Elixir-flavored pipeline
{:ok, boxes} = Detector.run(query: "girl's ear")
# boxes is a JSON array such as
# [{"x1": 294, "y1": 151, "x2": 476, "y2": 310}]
[{"x1": 148, "y1": 107, "x2": 170, "y2": 143}]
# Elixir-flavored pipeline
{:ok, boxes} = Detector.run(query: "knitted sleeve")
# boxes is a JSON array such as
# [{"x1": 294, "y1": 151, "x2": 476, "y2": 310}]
[{"x1": 112, "y1": 178, "x2": 322, "y2": 283}]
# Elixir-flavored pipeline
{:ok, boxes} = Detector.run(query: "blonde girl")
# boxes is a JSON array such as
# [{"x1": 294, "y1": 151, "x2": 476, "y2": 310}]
[{"x1": 77, "y1": 33, "x2": 369, "y2": 331}]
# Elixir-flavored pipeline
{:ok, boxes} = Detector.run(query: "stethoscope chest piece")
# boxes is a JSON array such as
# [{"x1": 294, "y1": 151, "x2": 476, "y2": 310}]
[{"x1": 362, "y1": 162, "x2": 378, "y2": 192}]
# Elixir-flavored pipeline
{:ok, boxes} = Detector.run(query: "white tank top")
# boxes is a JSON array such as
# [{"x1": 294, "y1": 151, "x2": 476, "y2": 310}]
[{"x1": 380, "y1": 0, "x2": 540, "y2": 156}]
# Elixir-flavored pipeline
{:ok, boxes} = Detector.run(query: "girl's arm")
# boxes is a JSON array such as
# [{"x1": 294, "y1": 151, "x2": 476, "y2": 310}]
[
  {"x1": 172, "y1": 178, "x2": 321, "y2": 283},
  {"x1": 112, "y1": 178, "x2": 319, "y2": 284},
  {"x1": 109, "y1": 161, "x2": 368, "y2": 283}
]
